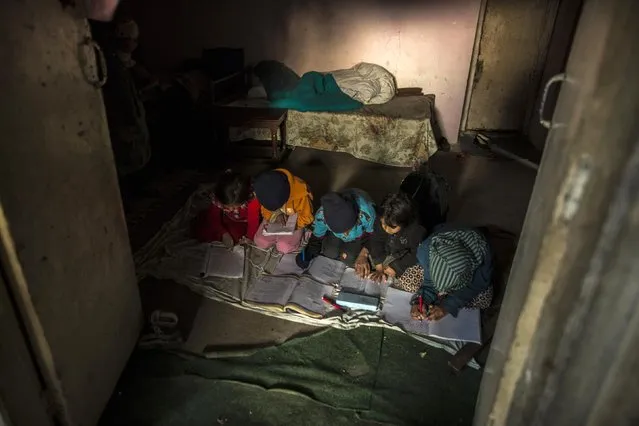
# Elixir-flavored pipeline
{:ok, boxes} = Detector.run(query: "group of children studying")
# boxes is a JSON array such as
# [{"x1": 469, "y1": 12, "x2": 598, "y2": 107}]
[{"x1": 193, "y1": 168, "x2": 494, "y2": 321}]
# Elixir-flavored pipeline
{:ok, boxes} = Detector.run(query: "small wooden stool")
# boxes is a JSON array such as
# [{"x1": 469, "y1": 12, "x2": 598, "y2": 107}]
[{"x1": 214, "y1": 106, "x2": 288, "y2": 159}]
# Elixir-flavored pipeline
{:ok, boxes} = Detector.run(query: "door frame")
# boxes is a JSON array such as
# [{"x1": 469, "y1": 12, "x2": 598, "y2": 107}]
[
  {"x1": 0, "y1": 206, "x2": 69, "y2": 426},
  {"x1": 474, "y1": 0, "x2": 639, "y2": 424},
  {"x1": 458, "y1": 0, "x2": 489, "y2": 135},
  {"x1": 459, "y1": 0, "x2": 560, "y2": 134}
]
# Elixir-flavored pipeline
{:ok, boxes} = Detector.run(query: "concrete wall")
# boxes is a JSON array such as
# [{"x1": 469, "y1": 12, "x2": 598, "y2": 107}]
[
  {"x1": 465, "y1": 0, "x2": 559, "y2": 132},
  {"x1": 0, "y1": 1, "x2": 142, "y2": 425},
  {"x1": 133, "y1": 0, "x2": 482, "y2": 143}
]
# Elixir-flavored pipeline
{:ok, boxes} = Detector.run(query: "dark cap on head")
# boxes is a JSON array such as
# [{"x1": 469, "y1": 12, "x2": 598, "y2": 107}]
[
  {"x1": 254, "y1": 170, "x2": 290, "y2": 211},
  {"x1": 321, "y1": 192, "x2": 359, "y2": 233}
]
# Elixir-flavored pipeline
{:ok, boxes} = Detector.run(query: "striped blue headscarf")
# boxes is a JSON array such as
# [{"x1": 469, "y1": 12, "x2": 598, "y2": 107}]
[{"x1": 426, "y1": 228, "x2": 489, "y2": 292}]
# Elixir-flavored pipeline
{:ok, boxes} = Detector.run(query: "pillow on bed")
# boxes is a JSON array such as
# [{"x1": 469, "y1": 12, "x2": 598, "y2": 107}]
[{"x1": 331, "y1": 62, "x2": 397, "y2": 105}]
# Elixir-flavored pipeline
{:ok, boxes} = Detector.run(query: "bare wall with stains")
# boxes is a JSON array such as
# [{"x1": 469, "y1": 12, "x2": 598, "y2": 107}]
[{"x1": 133, "y1": 0, "x2": 482, "y2": 143}]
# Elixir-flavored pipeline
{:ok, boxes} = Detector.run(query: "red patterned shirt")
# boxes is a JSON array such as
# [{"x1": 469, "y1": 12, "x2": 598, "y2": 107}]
[{"x1": 193, "y1": 194, "x2": 261, "y2": 243}]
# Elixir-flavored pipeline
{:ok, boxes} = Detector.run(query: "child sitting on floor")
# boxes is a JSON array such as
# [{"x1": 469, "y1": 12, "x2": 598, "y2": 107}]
[
  {"x1": 296, "y1": 188, "x2": 376, "y2": 272},
  {"x1": 192, "y1": 170, "x2": 261, "y2": 247},
  {"x1": 366, "y1": 192, "x2": 426, "y2": 285},
  {"x1": 253, "y1": 168, "x2": 314, "y2": 254},
  {"x1": 410, "y1": 225, "x2": 494, "y2": 321}
]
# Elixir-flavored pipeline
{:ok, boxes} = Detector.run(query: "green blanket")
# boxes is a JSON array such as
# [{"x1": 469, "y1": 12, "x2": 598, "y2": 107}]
[
  {"x1": 100, "y1": 328, "x2": 481, "y2": 425},
  {"x1": 270, "y1": 71, "x2": 363, "y2": 112},
  {"x1": 253, "y1": 61, "x2": 361, "y2": 112}
]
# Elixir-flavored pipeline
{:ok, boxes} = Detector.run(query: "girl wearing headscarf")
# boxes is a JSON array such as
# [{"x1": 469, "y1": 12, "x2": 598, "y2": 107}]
[{"x1": 410, "y1": 225, "x2": 494, "y2": 321}]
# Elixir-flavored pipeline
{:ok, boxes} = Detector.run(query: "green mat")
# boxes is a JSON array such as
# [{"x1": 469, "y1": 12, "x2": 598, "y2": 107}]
[{"x1": 100, "y1": 328, "x2": 481, "y2": 425}]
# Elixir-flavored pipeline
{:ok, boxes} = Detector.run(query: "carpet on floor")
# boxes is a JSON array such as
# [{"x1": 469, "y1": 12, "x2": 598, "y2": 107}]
[{"x1": 99, "y1": 327, "x2": 481, "y2": 426}]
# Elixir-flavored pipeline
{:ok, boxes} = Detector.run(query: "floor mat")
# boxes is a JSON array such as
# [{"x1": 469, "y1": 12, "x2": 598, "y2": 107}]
[
  {"x1": 100, "y1": 327, "x2": 481, "y2": 426},
  {"x1": 133, "y1": 183, "x2": 480, "y2": 366}
]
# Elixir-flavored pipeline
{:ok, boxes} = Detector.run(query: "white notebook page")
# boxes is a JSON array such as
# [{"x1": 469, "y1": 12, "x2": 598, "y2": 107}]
[
  {"x1": 382, "y1": 287, "x2": 481, "y2": 344},
  {"x1": 306, "y1": 256, "x2": 346, "y2": 285},
  {"x1": 201, "y1": 244, "x2": 245, "y2": 279}
]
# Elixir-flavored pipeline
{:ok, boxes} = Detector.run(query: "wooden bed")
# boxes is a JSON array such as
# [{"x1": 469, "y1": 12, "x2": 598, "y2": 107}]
[{"x1": 224, "y1": 94, "x2": 439, "y2": 167}]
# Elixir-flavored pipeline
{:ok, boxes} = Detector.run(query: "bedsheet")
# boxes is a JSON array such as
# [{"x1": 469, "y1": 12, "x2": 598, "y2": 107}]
[
  {"x1": 134, "y1": 185, "x2": 479, "y2": 369},
  {"x1": 226, "y1": 95, "x2": 438, "y2": 167}
]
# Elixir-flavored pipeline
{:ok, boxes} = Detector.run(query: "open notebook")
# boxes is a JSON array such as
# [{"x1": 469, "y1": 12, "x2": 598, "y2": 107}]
[
  {"x1": 305, "y1": 255, "x2": 346, "y2": 283},
  {"x1": 272, "y1": 253, "x2": 305, "y2": 275},
  {"x1": 244, "y1": 274, "x2": 335, "y2": 319},
  {"x1": 200, "y1": 244, "x2": 245, "y2": 279},
  {"x1": 306, "y1": 256, "x2": 382, "y2": 311},
  {"x1": 263, "y1": 213, "x2": 298, "y2": 236},
  {"x1": 381, "y1": 287, "x2": 481, "y2": 344},
  {"x1": 272, "y1": 254, "x2": 348, "y2": 283},
  {"x1": 339, "y1": 268, "x2": 383, "y2": 298},
  {"x1": 260, "y1": 255, "x2": 381, "y2": 316},
  {"x1": 307, "y1": 256, "x2": 382, "y2": 297}
]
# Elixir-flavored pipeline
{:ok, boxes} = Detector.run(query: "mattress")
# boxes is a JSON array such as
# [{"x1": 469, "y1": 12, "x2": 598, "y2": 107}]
[{"x1": 226, "y1": 95, "x2": 438, "y2": 167}]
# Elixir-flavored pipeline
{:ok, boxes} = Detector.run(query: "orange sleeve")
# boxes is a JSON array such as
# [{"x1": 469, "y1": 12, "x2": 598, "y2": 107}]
[
  {"x1": 294, "y1": 193, "x2": 315, "y2": 229},
  {"x1": 261, "y1": 205, "x2": 273, "y2": 223}
]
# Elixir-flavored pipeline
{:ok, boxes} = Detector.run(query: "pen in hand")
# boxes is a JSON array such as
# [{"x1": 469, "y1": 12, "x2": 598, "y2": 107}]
[{"x1": 413, "y1": 295, "x2": 431, "y2": 321}]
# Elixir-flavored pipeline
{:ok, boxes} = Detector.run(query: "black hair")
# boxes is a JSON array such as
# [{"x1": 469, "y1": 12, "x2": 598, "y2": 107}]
[
  {"x1": 214, "y1": 170, "x2": 251, "y2": 206},
  {"x1": 380, "y1": 192, "x2": 415, "y2": 228}
]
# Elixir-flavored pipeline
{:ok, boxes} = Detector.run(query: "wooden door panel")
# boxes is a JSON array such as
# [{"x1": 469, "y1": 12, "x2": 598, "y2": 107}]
[
  {"x1": 0, "y1": 2, "x2": 142, "y2": 425},
  {"x1": 475, "y1": 0, "x2": 639, "y2": 424}
]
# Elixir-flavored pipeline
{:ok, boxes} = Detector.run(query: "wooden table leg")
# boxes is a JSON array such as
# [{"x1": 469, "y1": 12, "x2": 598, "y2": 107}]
[{"x1": 270, "y1": 127, "x2": 278, "y2": 159}]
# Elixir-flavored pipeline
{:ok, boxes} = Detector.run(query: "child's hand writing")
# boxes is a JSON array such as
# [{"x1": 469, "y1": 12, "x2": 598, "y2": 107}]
[
  {"x1": 383, "y1": 266, "x2": 396, "y2": 278},
  {"x1": 270, "y1": 213, "x2": 287, "y2": 226},
  {"x1": 368, "y1": 264, "x2": 385, "y2": 282},
  {"x1": 426, "y1": 306, "x2": 447, "y2": 321},
  {"x1": 354, "y1": 255, "x2": 370, "y2": 278},
  {"x1": 410, "y1": 304, "x2": 427, "y2": 320}
]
